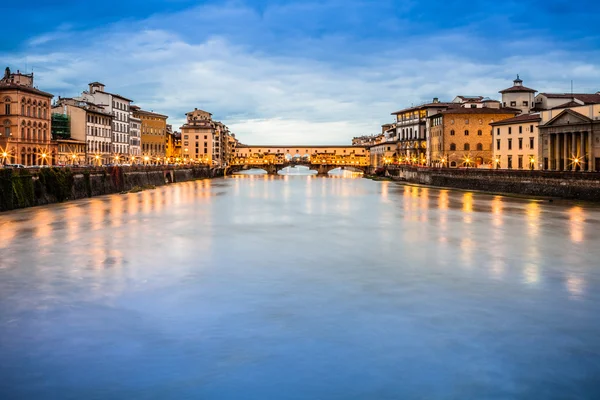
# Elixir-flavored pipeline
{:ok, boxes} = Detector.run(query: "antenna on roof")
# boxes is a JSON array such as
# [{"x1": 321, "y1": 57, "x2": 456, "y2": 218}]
[{"x1": 571, "y1": 80, "x2": 574, "y2": 101}]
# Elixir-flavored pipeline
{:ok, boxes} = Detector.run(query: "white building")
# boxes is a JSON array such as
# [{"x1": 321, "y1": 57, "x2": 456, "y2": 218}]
[
  {"x1": 77, "y1": 82, "x2": 133, "y2": 160},
  {"x1": 499, "y1": 76, "x2": 537, "y2": 115},
  {"x1": 490, "y1": 113, "x2": 541, "y2": 170},
  {"x1": 129, "y1": 113, "x2": 141, "y2": 159},
  {"x1": 52, "y1": 98, "x2": 113, "y2": 165}
]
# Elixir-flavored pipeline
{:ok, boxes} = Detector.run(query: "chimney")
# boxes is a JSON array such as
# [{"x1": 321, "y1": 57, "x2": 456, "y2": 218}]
[
  {"x1": 195, "y1": 107, "x2": 198, "y2": 111},
  {"x1": 433, "y1": 97, "x2": 439, "y2": 103}
]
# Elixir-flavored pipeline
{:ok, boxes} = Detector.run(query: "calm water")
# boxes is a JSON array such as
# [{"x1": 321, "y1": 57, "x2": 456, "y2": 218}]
[{"x1": 1, "y1": 171, "x2": 600, "y2": 399}]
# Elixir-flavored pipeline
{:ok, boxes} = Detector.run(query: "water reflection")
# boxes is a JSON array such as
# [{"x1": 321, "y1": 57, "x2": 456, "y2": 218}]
[{"x1": 1, "y1": 178, "x2": 600, "y2": 399}]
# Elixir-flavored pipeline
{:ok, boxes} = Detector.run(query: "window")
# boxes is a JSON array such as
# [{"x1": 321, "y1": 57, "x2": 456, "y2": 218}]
[
  {"x1": 519, "y1": 126, "x2": 522, "y2": 134},
  {"x1": 450, "y1": 119, "x2": 454, "y2": 125},
  {"x1": 496, "y1": 139, "x2": 501, "y2": 150},
  {"x1": 450, "y1": 143, "x2": 456, "y2": 151},
  {"x1": 477, "y1": 130, "x2": 482, "y2": 136},
  {"x1": 497, "y1": 128, "x2": 500, "y2": 135},
  {"x1": 183, "y1": 135, "x2": 188, "y2": 139},
  {"x1": 464, "y1": 130, "x2": 469, "y2": 136},
  {"x1": 476, "y1": 143, "x2": 483, "y2": 151},
  {"x1": 518, "y1": 155, "x2": 523, "y2": 169},
  {"x1": 508, "y1": 127, "x2": 512, "y2": 134},
  {"x1": 4, "y1": 98, "x2": 10, "y2": 115},
  {"x1": 507, "y1": 155, "x2": 513, "y2": 169},
  {"x1": 3, "y1": 120, "x2": 10, "y2": 137},
  {"x1": 465, "y1": 119, "x2": 469, "y2": 124},
  {"x1": 508, "y1": 138, "x2": 512, "y2": 150},
  {"x1": 530, "y1": 137, "x2": 534, "y2": 149},
  {"x1": 510, "y1": 101, "x2": 516, "y2": 107},
  {"x1": 464, "y1": 143, "x2": 470, "y2": 151},
  {"x1": 518, "y1": 138, "x2": 523, "y2": 150},
  {"x1": 523, "y1": 101, "x2": 529, "y2": 106},
  {"x1": 530, "y1": 125, "x2": 534, "y2": 133},
  {"x1": 450, "y1": 129, "x2": 455, "y2": 136},
  {"x1": 204, "y1": 135, "x2": 207, "y2": 139}
]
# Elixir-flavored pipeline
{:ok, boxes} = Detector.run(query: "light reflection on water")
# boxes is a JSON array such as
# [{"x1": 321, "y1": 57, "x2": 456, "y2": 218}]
[{"x1": 1, "y1": 175, "x2": 600, "y2": 399}]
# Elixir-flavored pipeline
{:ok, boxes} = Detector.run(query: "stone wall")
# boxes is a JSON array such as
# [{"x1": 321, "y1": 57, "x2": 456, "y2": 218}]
[
  {"x1": 0, "y1": 166, "x2": 224, "y2": 212},
  {"x1": 386, "y1": 166, "x2": 600, "y2": 201}
]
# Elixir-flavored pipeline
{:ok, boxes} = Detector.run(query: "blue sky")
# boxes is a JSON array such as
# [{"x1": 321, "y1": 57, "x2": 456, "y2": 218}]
[{"x1": 2, "y1": 0, "x2": 599, "y2": 144}]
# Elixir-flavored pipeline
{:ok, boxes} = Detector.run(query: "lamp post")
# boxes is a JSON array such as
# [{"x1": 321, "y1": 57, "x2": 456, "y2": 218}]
[
  {"x1": 2, "y1": 151, "x2": 7, "y2": 166},
  {"x1": 41, "y1": 152, "x2": 47, "y2": 166},
  {"x1": 495, "y1": 157, "x2": 500, "y2": 169},
  {"x1": 530, "y1": 156, "x2": 535, "y2": 171}
]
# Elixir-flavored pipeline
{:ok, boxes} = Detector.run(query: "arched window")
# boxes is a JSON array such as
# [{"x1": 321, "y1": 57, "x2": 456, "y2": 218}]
[
  {"x1": 477, "y1": 130, "x2": 482, "y2": 136},
  {"x1": 476, "y1": 143, "x2": 483, "y2": 151},
  {"x1": 3, "y1": 119, "x2": 10, "y2": 137},
  {"x1": 450, "y1": 143, "x2": 456, "y2": 151},
  {"x1": 450, "y1": 130, "x2": 455, "y2": 136},
  {"x1": 4, "y1": 97, "x2": 11, "y2": 115},
  {"x1": 464, "y1": 143, "x2": 470, "y2": 151},
  {"x1": 464, "y1": 130, "x2": 469, "y2": 136},
  {"x1": 450, "y1": 161, "x2": 457, "y2": 167}
]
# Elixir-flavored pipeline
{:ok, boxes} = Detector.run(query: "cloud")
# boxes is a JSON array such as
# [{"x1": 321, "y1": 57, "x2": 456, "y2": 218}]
[{"x1": 2, "y1": 1, "x2": 599, "y2": 145}]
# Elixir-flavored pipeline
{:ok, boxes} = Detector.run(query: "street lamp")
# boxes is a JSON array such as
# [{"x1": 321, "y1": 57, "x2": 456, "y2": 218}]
[
  {"x1": 41, "y1": 153, "x2": 47, "y2": 166},
  {"x1": 529, "y1": 156, "x2": 535, "y2": 171},
  {"x1": 495, "y1": 157, "x2": 500, "y2": 169},
  {"x1": 2, "y1": 151, "x2": 7, "y2": 166}
]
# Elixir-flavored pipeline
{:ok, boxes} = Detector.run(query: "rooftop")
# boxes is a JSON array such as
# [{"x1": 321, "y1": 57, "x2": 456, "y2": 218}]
[{"x1": 490, "y1": 113, "x2": 541, "y2": 126}]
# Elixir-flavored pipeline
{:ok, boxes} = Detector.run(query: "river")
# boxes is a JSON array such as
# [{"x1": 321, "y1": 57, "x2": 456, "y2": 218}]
[{"x1": 1, "y1": 171, "x2": 600, "y2": 399}]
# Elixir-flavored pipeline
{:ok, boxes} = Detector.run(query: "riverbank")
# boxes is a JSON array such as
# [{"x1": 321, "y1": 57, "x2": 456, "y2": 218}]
[
  {"x1": 383, "y1": 165, "x2": 600, "y2": 202},
  {"x1": 0, "y1": 166, "x2": 224, "y2": 212}
]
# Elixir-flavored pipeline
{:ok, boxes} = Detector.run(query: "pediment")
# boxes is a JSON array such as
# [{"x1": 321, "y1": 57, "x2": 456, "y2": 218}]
[{"x1": 543, "y1": 109, "x2": 592, "y2": 127}]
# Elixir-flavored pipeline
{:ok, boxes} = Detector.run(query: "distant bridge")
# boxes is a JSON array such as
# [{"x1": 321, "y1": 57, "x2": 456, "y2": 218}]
[{"x1": 230, "y1": 145, "x2": 370, "y2": 175}]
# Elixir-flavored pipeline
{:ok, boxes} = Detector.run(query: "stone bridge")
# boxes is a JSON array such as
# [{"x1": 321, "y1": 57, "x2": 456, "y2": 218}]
[{"x1": 229, "y1": 145, "x2": 370, "y2": 175}]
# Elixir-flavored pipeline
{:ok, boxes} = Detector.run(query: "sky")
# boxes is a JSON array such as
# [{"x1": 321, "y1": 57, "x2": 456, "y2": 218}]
[{"x1": 1, "y1": 0, "x2": 599, "y2": 144}]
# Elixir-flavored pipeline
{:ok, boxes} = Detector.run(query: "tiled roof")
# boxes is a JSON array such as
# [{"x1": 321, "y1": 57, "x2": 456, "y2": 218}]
[
  {"x1": 539, "y1": 93, "x2": 600, "y2": 103},
  {"x1": 391, "y1": 102, "x2": 455, "y2": 115},
  {"x1": 439, "y1": 107, "x2": 520, "y2": 115},
  {"x1": 499, "y1": 85, "x2": 537, "y2": 93},
  {"x1": 551, "y1": 101, "x2": 584, "y2": 110},
  {"x1": 490, "y1": 113, "x2": 541, "y2": 126},
  {"x1": 0, "y1": 83, "x2": 54, "y2": 98}
]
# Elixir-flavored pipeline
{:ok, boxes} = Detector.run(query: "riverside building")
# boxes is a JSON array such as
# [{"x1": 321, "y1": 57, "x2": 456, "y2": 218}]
[
  {"x1": 490, "y1": 113, "x2": 541, "y2": 170},
  {"x1": 0, "y1": 67, "x2": 55, "y2": 166},
  {"x1": 52, "y1": 98, "x2": 113, "y2": 165},
  {"x1": 428, "y1": 106, "x2": 519, "y2": 168},
  {"x1": 77, "y1": 83, "x2": 132, "y2": 160}
]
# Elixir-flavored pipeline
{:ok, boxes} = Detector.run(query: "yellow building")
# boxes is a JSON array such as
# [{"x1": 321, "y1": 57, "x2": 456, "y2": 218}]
[
  {"x1": 131, "y1": 105, "x2": 168, "y2": 163},
  {"x1": 56, "y1": 139, "x2": 87, "y2": 166},
  {"x1": 429, "y1": 107, "x2": 519, "y2": 168}
]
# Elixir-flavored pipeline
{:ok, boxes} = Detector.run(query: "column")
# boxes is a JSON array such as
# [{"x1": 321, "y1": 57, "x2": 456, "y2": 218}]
[
  {"x1": 576, "y1": 132, "x2": 582, "y2": 171},
  {"x1": 589, "y1": 130, "x2": 595, "y2": 172},
  {"x1": 547, "y1": 134, "x2": 553, "y2": 170},
  {"x1": 555, "y1": 134, "x2": 561, "y2": 170}
]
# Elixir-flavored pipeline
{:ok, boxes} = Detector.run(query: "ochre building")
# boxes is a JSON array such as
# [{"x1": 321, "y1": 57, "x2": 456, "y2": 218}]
[
  {"x1": 1, "y1": 67, "x2": 55, "y2": 166},
  {"x1": 429, "y1": 106, "x2": 519, "y2": 168},
  {"x1": 131, "y1": 105, "x2": 168, "y2": 163}
]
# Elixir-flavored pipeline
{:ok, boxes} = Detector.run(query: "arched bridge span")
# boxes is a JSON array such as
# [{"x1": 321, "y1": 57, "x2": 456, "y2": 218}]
[{"x1": 230, "y1": 145, "x2": 370, "y2": 175}]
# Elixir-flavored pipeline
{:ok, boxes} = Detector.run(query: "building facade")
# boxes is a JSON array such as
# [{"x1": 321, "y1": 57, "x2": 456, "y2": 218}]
[
  {"x1": 490, "y1": 113, "x2": 541, "y2": 170},
  {"x1": 131, "y1": 106, "x2": 168, "y2": 163},
  {"x1": 56, "y1": 139, "x2": 87, "y2": 166},
  {"x1": 429, "y1": 107, "x2": 519, "y2": 168},
  {"x1": 392, "y1": 98, "x2": 456, "y2": 164},
  {"x1": 52, "y1": 98, "x2": 113, "y2": 165},
  {"x1": 539, "y1": 104, "x2": 600, "y2": 171},
  {"x1": 77, "y1": 82, "x2": 132, "y2": 159},
  {"x1": 1, "y1": 67, "x2": 55, "y2": 166},
  {"x1": 180, "y1": 109, "x2": 213, "y2": 164},
  {"x1": 129, "y1": 113, "x2": 141, "y2": 160},
  {"x1": 499, "y1": 76, "x2": 537, "y2": 115}
]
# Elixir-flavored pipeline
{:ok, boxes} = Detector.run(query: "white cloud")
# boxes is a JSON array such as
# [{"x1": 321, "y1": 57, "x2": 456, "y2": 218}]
[{"x1": 3, "y1": 2, "x2": 599, "y2": 145}]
